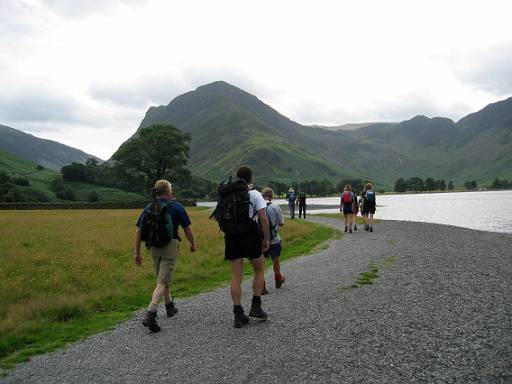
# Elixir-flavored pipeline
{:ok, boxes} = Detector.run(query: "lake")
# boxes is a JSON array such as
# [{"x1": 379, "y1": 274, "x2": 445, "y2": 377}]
[{"x1": 199, "y1": 191, "x2": 512, "y2": 234}]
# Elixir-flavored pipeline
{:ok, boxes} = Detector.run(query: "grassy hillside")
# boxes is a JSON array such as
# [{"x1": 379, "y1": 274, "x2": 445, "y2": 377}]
[
  {"x1": 134, "y1": 81, "x2": 357, "y2": 186},
  {"x1": 123, "y1": 81, "x2": 512, "y2": 189},
  {"x1": 0, "y1": 150, "x2": 144, "y2": 202},
  {"x1": 0, "y1": 124, "x2": 99, "y2": 170}
]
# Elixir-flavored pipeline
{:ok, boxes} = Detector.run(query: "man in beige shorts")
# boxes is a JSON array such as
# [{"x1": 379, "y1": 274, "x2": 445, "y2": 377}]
[{"x1": 134, "y1": 180, "x2": 196, "y2": 332}]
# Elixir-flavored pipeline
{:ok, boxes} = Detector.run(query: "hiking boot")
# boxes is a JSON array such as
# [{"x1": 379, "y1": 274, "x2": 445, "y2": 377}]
[
  {"x1": 261, "y1": 282, "x2": 268, "y2": 295},
  {"x1": 365, "y1": 224, "x2": 369, "y2": 231},
  {"x1": 370, "y1": 226, "x2": 373, "y2": 232},
  {"x1": 234, "y1": 311, "x2": 249, "y2": 328},
  {"x1": 165, "y1": 301, "x2": 178, "y2": 317},
  {"x1": 142, "y1": 310, "x2": 161, "y2": 332},
  {"x1": 349, "y1": 228, "x2": 352, "y2": 233},
  {"x1": 344, "y1": 226, "x2": 348, "y2": 233},
  {"x1": 354, "y1": 225, "x2": 357, "y2": 231},
  {"x1": 275, "y1": 275, "x2": 286, "y2": 289},
  {"x1": 249, "y1": 302, "x2": 268, "y2": 320}
]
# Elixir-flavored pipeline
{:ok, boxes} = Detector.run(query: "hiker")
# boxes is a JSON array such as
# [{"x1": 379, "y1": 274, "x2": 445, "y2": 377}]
[
  {"x1": 134, "y1": 179, "x2": 196, "y2": 332},
  {"x1": 261, "y1": 187, "x2": 286, "y2": 294},
  {"x1": 362, "y1": 183, "x2": 376, "y2": 232},
  {"x1": 340, "y1": 185, "x2": 356, "y2": 233},
  {"x1": 213, "y1": 166, "x2": 270, "y2": 328},
  {"x1": 297, "y1": 190, "x2": 307, "y2": 219},
  {"x1": 286, "y1": 188, "x2": 296, "y2": 219}
]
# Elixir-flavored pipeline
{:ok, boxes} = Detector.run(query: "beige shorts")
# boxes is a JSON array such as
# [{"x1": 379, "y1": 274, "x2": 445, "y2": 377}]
[{"x1": 150, "y1": 239, "x2": 179, "y2": 287}]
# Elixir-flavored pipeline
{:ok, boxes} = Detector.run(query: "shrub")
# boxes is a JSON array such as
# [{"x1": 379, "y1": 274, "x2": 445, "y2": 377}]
[
  {"x1": 14, "y1": 177, "x2": 30, "y2": 187},
  {"x1": 56, "y1": 188, "x2": 76, "y2": 201},
  {"x1": 36, "y1": 165, "x2": 45, "y2": 171},
  {"x1": 87, "y1": 190, "x2": 99, "y2": 202}
]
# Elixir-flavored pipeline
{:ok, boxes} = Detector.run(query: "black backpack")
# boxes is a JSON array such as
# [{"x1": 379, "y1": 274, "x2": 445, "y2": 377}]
[
  {"x1": 140, "y1": 201, "x2": 174, "y2": 248},
  {"x1": 211, "y1": 178, "x2": 257, "y2": 235}
]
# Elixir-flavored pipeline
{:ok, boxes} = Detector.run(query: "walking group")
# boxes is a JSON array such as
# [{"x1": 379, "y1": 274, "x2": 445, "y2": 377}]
[
  {"x1": 133, "y1": 166, "x2": 285, "y2": 331},
  {"x1": 285, "y1": 188, "x2": 307, "y2": 219},
  {"x1": 133, "y1": 166, "x2": 376, "y2": 331},
  {"x1": 340, "y1": 183, "x2": 376, "y2": 233}
]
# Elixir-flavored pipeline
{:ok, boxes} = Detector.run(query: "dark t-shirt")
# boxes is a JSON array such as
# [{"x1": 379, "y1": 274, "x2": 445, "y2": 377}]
[
  {"x1": 298, "y1": 192, "x2": 306, "y2": 204},
  {"x1": 136, "y1": 198, "x2": 191, "y2": 240}
]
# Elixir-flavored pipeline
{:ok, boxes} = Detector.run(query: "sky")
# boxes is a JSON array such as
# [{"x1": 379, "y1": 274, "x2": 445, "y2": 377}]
[{"x1": 1, "y1": 0, "x2": 512, "y2": 159}]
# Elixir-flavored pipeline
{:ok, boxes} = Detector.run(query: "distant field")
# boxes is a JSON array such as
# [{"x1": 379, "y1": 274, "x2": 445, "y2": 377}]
[
  {"x1": 0, "y1": 208, "x2": 336, "y2": 370},
  {"x1": 0, "y1": 150, "x2": 144, "y2": 202}
]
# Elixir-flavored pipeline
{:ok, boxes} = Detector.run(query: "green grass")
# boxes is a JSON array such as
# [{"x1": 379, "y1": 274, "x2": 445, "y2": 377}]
[
  {"x1": 0, "y1": 150, "x2": 143, "y2": 202},
  {"x1": 0, "y1": 208, "x2": 336, "y2": 370},
  {"x1": 342, "y1": 255, "x2": 397, "y2": 291}
]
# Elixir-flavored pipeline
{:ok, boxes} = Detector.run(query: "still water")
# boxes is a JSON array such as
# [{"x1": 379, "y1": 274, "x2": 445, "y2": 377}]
[{"x1": 200, "y1": 191, "x2": 512, "y2": 234}]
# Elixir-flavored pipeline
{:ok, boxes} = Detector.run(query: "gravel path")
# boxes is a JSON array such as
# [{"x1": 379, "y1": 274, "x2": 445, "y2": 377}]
[{"x1": 2, "y1": 218, "x2": 511, "y2": 384}]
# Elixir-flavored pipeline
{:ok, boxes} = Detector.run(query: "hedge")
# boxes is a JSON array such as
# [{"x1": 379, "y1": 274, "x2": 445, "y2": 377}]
[{"x1": 0, "y1": 199, "x2": 197, "y2": 210}]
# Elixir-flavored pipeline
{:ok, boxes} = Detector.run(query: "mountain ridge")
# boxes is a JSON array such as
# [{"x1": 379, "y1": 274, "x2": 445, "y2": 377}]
[
  {"x1": 0, "y1": 124, "x2": 100, "y2": 170},
  {"x1": 126, "y1": 81, "x2": 512, "y2": 187}
]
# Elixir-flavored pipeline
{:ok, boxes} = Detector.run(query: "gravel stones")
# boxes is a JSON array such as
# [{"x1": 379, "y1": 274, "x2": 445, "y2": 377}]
[{"x1": 2, "y1": 218, "x2": 511, "y2": 383}]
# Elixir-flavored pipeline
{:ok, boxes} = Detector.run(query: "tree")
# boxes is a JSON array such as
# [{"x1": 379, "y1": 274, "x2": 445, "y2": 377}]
[
  {"x1": 448, "y1": 181, "x2": 454, "y2": 190},
  {"x1": 464, "y1": 180, "x2": 477, "y2": 190},
  {"x1": 112, "y1": 124, "x2": 191, "y2": 191},
  {"x1": 439, "y1": 180, "x2": 447, "y2": 191},
  {"x1": 62, "y1": 162, "x2": 88, "y2": 182},
  {"x1": 408, "y1": 177, "x2": 424, "y2": 192},
  {"x1": 394, "y1": 178, "x2": 408, "y2": 193},
  {"x1": 424, "y1": 177, "x2": 436, "y2": 192}
]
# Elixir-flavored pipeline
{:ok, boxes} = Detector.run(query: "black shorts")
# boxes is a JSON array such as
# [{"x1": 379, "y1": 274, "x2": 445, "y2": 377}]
[
  {"x1": 224, "y1": 232, "x2": 262, "y2": 261},
  {"x1": 362, "y1": 204, "x2": 376, "y2": 215}
]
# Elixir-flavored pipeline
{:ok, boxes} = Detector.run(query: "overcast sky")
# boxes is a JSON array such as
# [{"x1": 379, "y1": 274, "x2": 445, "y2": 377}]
[{"x1": 1, "y1": 0, "x2": 512, "y2": 159}]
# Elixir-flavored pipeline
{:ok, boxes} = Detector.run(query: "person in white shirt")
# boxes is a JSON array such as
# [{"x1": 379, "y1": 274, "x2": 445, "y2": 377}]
[{"x1": 223, "y1": 166, "x2": 270, "y2": 328}]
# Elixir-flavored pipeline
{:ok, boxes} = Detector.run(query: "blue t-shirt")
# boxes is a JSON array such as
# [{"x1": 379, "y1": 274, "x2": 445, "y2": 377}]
[{"x1": 136, "y1": 199, "x2": 191, "y2": 240}]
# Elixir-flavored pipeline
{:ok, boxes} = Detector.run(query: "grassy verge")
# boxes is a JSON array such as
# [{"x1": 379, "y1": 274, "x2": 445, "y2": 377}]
[
  {"x1": 0, "y1": 208, "x2": 336, "y2": 370},
  {"x1": 342, "y1": 255, "x2": 397, "y2": 290}
]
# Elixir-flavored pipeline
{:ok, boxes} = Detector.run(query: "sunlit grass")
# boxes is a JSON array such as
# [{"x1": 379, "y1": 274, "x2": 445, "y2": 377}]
[{"x1": 0, "y1": 208, "x2": 335, "y2": 369}]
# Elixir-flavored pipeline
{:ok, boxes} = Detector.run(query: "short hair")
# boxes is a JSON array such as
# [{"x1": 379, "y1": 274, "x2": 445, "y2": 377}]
[
  {"x1": 261, "y1": 187, "x2": 274, "y2": 199},
  {"x1": 364, "y1": 183, "x2": 373, "y2": 191},
  {"x1": 154, "y1": 179, "x2": 172, "y2": 196},
  {"x1": 236, "y1": 165, "x2": 253, "y2": 183},
  {"x1": 344, "y1": 184, "x2": 351, "y2": 191}
]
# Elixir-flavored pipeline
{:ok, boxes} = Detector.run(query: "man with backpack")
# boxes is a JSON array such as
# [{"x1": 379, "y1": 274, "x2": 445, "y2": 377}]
[
  {"x1": 297, "y1": 190, "x2": 307, "y2": 219},
  {"x1": 134, "y1": 179, "x2": 196, "y2": 332},
  {"x1": 213, "y1": 166, "x2": 270, "y2": 328},
  {"x1": 286, "y1": 188, "x2": 297, "y2": 219},
  {"x1": 261, "y1": 187, "x2": 286, "y2": 293}
]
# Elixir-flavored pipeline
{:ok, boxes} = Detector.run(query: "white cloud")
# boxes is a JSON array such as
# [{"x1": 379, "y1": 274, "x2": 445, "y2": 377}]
[{"x1": 1, "y1": 0, "x2": 512, "y2": 158}]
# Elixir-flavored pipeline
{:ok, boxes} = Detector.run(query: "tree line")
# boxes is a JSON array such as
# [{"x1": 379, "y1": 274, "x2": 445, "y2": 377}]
[
  {"x1": 393, "y1": 177, "x2": 487, "y2": 192},
  {"x1": 491, "y1": 177, "x2": 512, "y2": 189}
]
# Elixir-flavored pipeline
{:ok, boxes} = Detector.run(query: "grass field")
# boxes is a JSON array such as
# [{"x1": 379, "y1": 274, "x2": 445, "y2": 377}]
[{"x1": 0, "y1": 208, "x2": 336, "y2": 370}]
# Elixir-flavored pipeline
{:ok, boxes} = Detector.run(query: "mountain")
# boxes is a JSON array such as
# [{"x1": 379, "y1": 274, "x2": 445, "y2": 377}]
[
  {"x1": 122, "y1": 81, "x2": 512, "y2": 188},
  {"x1": 0, "y1": 124, "x2": 99, "y2": 170},
  {"x1": 135, "y1": 81, "x2": 358, "y2": 184}
]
